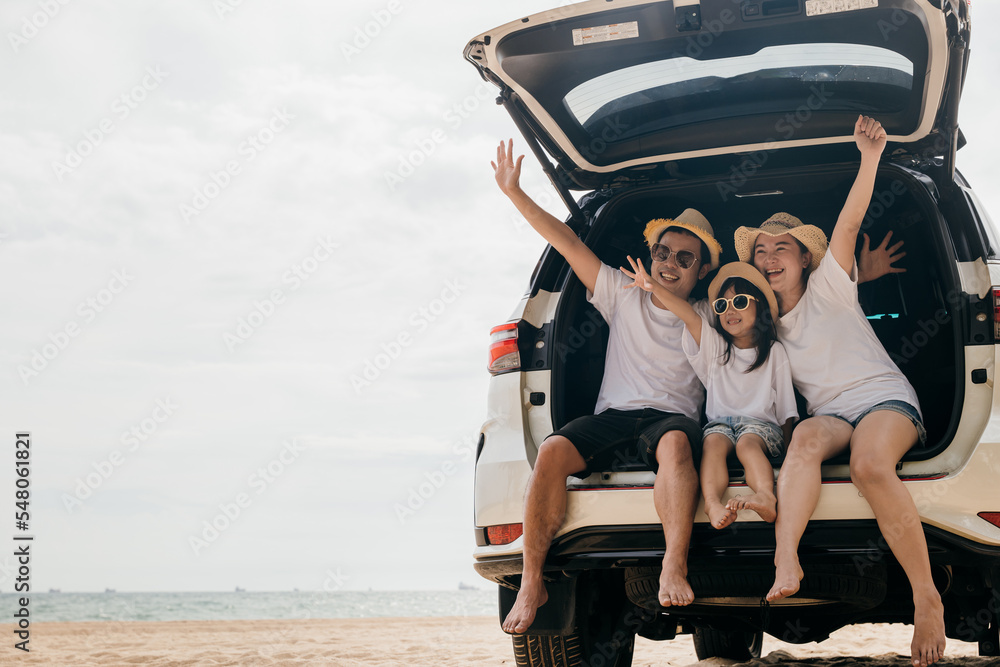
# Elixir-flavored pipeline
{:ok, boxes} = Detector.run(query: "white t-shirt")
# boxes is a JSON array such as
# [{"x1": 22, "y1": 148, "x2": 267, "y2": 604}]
[
  {"x1": 588, "y1": 264, "x2": 710, "y2": 420},
  {"x1": 776, "y1": 252, "x2": 921, "y2": 423},
  {"x1": 682, "y1": 321, "x2": 798, "y2": 426}
]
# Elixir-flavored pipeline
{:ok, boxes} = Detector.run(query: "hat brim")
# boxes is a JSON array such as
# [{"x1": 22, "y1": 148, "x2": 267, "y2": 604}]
[
  {"x1": 644, "y1": 219, "x2": 722, "y2": 270},
  {"x1": 734, "y1": 223, "x2": 827, "y2": 273},
  {"x1": 708, "y1": 262, "x2": 780, "y2": 322}
]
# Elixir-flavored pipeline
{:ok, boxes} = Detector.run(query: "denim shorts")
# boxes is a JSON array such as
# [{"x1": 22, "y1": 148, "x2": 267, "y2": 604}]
[
  {"x1": 823, "y1": 400, "x2": 927, "y2": 445},
  {"x1": 703, "y1": 416, "x2": 784, "y2": 458}
]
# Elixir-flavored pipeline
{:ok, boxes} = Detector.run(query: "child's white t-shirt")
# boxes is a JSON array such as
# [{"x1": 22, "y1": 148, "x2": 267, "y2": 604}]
[
  {"x1": 776, "y1": 252, "x2": 921, "y2": 423},
  {"x1": 681, "y1": 322, "x2": 798, "y2": 426},
  {"x1": 588, "y1": 264, "x2": 711, "y2": 420}
]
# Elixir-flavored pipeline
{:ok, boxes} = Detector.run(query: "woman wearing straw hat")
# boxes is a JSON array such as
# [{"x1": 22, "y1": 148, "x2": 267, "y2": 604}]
[{"x1": 734, "y1": 117, "x2": 945, "y2": 667}]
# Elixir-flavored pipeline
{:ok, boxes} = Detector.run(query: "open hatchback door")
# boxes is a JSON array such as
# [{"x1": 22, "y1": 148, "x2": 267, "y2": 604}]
[{"x1": 464, "y1": 0, "x2": 970, "y2": 193}]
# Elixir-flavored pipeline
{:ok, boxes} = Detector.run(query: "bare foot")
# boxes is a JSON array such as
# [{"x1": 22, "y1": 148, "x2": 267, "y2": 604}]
[
  {"x1": 910, "y1": 593, "x2": 946, "y2": 666},
  {"x1": 727, "y1": 491, "x2": 777, "y2": 523},
  {"x1": 706, "y1": 502, "x2": 737, "y2": 530},
  {"x1": 659, "y1": 564, "x2": 695, "y2": 607},
  {"x1": 501, "y1": 578, "x2": 548, "y2": 634},
  {"x1": 766, "y1": 561, "x2": 804, "y2": 602}
]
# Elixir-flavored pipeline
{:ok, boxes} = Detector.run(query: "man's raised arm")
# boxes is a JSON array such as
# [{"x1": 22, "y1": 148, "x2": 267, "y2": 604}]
[{"x1": 493, "y1": 139, "x2": 601, "y2": 293}]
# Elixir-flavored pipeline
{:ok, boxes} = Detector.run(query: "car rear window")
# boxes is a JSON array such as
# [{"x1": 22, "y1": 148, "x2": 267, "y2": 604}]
[{"x1": 565, "y1": 44, "x2": 914, "y2": 132}]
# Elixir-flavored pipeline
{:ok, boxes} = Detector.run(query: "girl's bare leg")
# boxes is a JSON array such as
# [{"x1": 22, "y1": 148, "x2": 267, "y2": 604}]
[
  {"x1": 767, "y1": 417, "x2": 853, "y2": 601},
  {"x1": 851, "y1": 411, "x2": 945, "y2": 667},
  {"x1": 700, "y1": 433, "x2": 736, "y2": 529},
  {"x1": 727, "y1": 434, "x2": 777, "y2": 522}
]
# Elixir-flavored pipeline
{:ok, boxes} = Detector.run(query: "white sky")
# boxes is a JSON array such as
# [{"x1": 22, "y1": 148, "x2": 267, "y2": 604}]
[{"x1": 0, "y1": 0, "x2": 997, "y2": 593}]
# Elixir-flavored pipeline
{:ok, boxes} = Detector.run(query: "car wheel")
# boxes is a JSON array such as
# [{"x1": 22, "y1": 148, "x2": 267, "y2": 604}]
[
  {"x1": 509, "y1": 572, "x2": 637, "y2": 667},
  {"x1": 512, "y1": 631, "x2": 633, "y2": 667},
  {"x1": 512, "y1": 634, "x2": 581, "y2": 667},
  {"x1": 693, "y1": 626, "x2": 763, "y2": 661}
]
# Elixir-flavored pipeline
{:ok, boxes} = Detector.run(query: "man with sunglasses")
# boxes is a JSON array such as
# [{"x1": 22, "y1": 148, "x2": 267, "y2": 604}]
[{"x1": 492, "y1": 140, "x2": 722, "y2": 633}]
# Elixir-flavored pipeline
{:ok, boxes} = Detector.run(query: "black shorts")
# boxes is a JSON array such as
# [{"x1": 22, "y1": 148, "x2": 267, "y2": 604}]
[{"x1": 551, "y1": 408, "x2": 702, "y2": 478}]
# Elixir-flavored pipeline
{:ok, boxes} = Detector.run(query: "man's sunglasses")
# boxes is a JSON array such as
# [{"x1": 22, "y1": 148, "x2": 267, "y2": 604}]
[
  {"x1": 650, "y1": 243, "x2": 698, "y2": 269},
  {"x1": 712, "y1": 294, "x2": 758, "y2": 315}
]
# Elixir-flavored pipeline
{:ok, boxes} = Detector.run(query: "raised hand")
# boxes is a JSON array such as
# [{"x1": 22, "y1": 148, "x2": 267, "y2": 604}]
[
  {"x1": 491, "y1": 139, "x2": 524, "y2": 196},
  {"x1": 620, "y1": 255, "x2": 655, "y2": 292},
  {"x1": 858, "y1": 231, "x2": 907, "y2": 283},
  {"x1": 855, "y1": 115, "x2": 887, "y2": 160}
]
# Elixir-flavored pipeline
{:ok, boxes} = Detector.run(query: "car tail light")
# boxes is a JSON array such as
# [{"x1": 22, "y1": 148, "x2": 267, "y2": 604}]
[
  {"x1": 488, "y1": 322, "x2": 520, "y2": 374},
  {"x1": 486, "y1": 523, "x2": 523, "y2": 545},
  {"x1": 993, "y1": 288, "x2": 1000, "y2": 340},
  {"x1": 979, "y1": 512, "x2": 1000, "y2": 529}
]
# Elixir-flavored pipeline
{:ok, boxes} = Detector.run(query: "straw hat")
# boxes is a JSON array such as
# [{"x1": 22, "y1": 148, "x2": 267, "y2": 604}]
[
  {"x1": 708, "y1": 261, "x2": 780, "y2": 323},
  {"x1": 733, "y1": 212, "x2": 828, "y2": 272},
  {"x1": 643, "y1": 208, "x2": 722, "y2": 270}
]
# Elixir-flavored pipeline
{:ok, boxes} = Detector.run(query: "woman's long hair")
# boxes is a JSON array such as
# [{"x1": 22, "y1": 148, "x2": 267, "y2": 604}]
[{"x1": 714, "y1": 277, "x2": 777, "y2": 373}]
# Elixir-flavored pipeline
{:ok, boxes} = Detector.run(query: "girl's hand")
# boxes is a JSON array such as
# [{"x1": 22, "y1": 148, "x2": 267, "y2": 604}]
[
  {"x1": 854, "y1": 115, "x2": 887, "y2": 160},
  {"x1": 491, "y1": 139, "x2": 524, "y2": 196},
  {"x1": 620, "y1": 255, "x2": 655, "y2": 291}
]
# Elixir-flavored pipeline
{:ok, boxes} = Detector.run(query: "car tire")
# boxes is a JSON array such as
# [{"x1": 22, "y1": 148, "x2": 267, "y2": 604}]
[
  {"x1": 624, "y1": 562, "x2": 887, "y2": 612},
  {"x1": 692, "y1": 627, "x2": 763, "y2": 661},
  {"x1": 512, "y1": 634, "x2": 581, "y2": 667},
  {"x1": 512, "y1": 632, "x2": 634, "y2": 667}
]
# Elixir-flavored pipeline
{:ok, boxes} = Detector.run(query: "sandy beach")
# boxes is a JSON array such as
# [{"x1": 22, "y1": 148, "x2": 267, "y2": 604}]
[{"x1": 1, "y1": 618, "x2": 995, "y2": 666}]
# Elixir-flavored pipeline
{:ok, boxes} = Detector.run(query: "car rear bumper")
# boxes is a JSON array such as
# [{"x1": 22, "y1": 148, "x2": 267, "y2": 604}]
[{"x1": 474, "y1": 521, "x2": 1000, "y2": 586}]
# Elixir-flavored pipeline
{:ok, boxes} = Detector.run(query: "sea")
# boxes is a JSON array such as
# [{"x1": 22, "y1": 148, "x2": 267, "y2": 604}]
[{"x1": 4, "y1": 589, "x2": 499, "y2": 623}]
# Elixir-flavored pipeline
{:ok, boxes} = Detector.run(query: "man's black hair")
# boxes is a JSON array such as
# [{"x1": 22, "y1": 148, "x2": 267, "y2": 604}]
[{"x1": 657, "y1": 227, "x2": 711, "y2": 268}]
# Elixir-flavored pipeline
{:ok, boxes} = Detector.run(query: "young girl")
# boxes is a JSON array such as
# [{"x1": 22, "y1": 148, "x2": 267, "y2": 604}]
[{"x1": 622, "y1": 258, "x2": 798, "y2": 529}]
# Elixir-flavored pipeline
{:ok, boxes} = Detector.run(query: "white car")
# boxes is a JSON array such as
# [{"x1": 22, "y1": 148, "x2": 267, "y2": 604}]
[{"x1": 465, "y1": 0, "x2": 1000, "y2": 664}]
